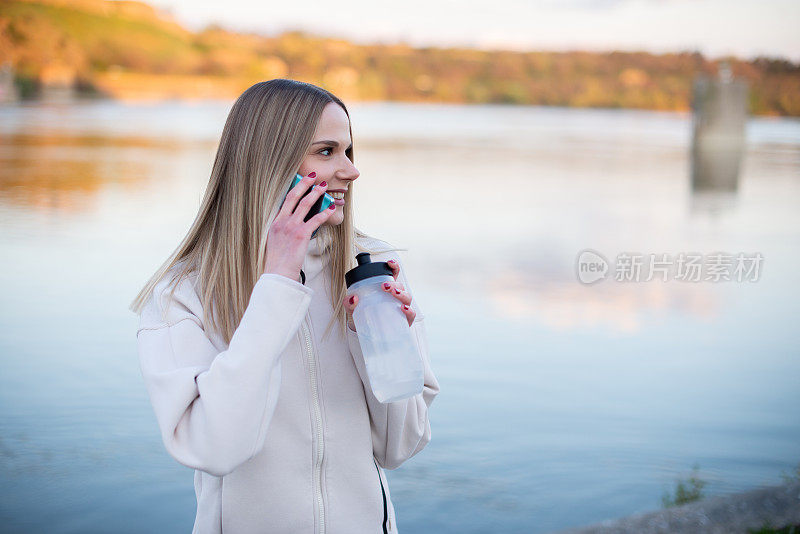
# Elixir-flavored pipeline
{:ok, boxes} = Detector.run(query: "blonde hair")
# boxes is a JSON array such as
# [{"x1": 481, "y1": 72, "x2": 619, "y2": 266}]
[{"x1": 129, "y1": 79, "x2": 402, "y2": 344}]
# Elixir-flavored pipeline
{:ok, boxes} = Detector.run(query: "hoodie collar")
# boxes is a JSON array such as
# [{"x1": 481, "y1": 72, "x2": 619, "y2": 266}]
[
  {"x1": 302, "y1": 232, "x2": 331, "y2": 283},
  {"x1": 308, "y1": 232, "x2": 328, "y2": 256}
]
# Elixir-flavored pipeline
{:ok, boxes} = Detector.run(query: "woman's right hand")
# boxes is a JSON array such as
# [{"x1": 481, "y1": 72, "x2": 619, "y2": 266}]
[{"x1": 263, "y1": 172, "x2": 337, "y2": 281}]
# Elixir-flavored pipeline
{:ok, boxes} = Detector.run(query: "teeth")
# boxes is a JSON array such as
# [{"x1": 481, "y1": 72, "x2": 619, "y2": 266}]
[{"x1": 330, "y1": 191, "x2": 345, "y2": 200}]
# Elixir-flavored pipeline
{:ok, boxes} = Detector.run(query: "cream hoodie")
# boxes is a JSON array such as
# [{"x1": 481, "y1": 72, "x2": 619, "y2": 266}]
[{"x1": 136, "y1": 234, "x2": 440, "y2": 534}]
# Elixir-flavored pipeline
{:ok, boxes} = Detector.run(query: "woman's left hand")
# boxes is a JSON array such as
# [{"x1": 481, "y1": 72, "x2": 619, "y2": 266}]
[{"x1": 344, "y1": 259, "x2": 416, "y2": 332}]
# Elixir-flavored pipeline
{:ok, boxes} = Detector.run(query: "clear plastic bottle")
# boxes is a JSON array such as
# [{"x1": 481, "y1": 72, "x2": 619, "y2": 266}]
[{"x1": 345, "y1": 253, "x2": 424, "y2": 403}]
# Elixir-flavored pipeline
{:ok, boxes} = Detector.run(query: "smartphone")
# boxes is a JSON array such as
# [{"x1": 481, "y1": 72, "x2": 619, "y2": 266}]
[{"x1": 281, "y1": 173, "x2": 334, "y2": 223}]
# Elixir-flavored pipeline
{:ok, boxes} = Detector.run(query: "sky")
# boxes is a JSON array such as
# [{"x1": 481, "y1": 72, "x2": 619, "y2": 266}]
[{"x1": 147, "y1": 0, "x2": 800, "y2": 61}]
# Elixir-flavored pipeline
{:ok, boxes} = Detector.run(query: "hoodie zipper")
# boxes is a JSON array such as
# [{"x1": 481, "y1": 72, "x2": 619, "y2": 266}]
[
  {"x1": 301, "y1": 317, "x2": 326, "y2": 534},
  {"x1": 374, "y1": 459, "x2": 389, "y2": 533}
]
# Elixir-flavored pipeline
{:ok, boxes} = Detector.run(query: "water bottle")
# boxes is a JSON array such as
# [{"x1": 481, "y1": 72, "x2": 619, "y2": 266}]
[{"x1": 345, "y1": 253, "x2": 424, "y2": 403}]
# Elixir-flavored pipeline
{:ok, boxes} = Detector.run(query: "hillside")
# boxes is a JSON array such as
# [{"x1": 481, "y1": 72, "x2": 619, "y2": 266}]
[{"x1": 0, "y1": 0, "x2": 798, "y2": 115}]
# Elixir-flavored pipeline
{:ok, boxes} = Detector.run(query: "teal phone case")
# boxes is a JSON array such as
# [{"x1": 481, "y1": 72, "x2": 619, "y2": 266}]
[{"x1": 286, "y1": 173, "x2": 334, "y2": 221}]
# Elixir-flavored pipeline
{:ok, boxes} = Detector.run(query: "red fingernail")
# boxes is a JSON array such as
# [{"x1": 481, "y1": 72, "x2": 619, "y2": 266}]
[
  {"x1": 320, "y1": 181, "x2": 327, "y2": 187},
  {"x1": 308, "y1": 172, "x2": 316, "y2": 178},
  {"x1": 388, "y1": 260, "x2": 396, "y2": 265},
  {"x1": 383, "y1": 282, "x2": 390, "y2": 290},
  {"x1": 349, "y1": 295, "x2": 355, "y2": 305},
  {"x1": 403, "y1": 304, "x2": 410, "y2": 310},
  {"x1": 394, "y1": 289, "x2": 401, "y2": 294},
  {"x1": 328, "y1": 204, "x2": 335, "y2": 209}
]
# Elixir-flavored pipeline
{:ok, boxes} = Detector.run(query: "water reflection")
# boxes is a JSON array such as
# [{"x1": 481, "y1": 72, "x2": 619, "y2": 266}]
[
  {"x1": 487, "y1": 277, "x2": 718, "y2": 334},
  {"x1": 0, "y1": 132, "x2": 214, "y2": 212}
]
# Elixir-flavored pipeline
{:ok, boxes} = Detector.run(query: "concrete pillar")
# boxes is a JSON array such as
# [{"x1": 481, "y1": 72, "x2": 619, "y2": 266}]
[{"x1": 690, "y1": 62, "x2": 748, "y2": 192}]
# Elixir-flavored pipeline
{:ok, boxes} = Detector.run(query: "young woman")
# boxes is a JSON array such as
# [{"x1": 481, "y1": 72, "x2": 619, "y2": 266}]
[{"x1": 129, "y1": 79, "x2": 440, "y2": 534}]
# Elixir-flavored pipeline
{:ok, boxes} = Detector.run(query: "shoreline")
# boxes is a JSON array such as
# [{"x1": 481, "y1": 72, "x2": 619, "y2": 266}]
[{"x1": 555, "y1": 480, "x2": 800, "y2": 534}]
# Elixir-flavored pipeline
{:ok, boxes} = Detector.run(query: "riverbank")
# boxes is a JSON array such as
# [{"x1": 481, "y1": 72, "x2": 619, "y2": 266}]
[{"x1": 556, "y1": 481, "x2": 800, "y2": 534}]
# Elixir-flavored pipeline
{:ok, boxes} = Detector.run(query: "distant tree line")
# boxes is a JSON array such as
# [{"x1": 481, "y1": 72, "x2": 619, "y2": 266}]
[{"x1": 0, "y1": 0, "x2": 798, "y2": 115}]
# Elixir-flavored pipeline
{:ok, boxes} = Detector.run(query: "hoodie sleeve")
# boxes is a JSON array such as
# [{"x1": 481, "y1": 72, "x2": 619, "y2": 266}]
[
  {"x1": 136, "y1": 272, "x2": 313, "y2": 477},
  {"x1": 346, "y1": 254, "x2": 441, "y2": 470}
]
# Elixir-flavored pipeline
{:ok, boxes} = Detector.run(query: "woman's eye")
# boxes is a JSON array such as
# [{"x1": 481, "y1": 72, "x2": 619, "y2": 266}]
[{"x1": 319, "y1": 147, "x2": 333, "y2": 156}]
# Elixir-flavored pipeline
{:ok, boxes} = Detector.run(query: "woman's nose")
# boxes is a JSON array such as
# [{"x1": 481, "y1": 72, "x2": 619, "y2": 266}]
[{"x1": 338, "y1": 161, "x2": 360, "y2": 182}]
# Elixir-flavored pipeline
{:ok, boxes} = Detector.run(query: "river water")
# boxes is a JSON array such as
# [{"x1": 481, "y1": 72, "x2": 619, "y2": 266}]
[{"x1": 0, "y1": 100, "x2": 798, "y2": 533}]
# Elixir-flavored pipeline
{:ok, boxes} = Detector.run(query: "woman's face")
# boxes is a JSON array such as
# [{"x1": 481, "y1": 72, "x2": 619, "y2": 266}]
[{"x1": 297, "y1": 102, "x2": 360, "y2": 227}]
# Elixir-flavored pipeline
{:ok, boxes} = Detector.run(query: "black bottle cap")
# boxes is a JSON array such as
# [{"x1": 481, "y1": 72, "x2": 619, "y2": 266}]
[{"x1": 345, "y1": 252, "x2": 393, "y2": 288}]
